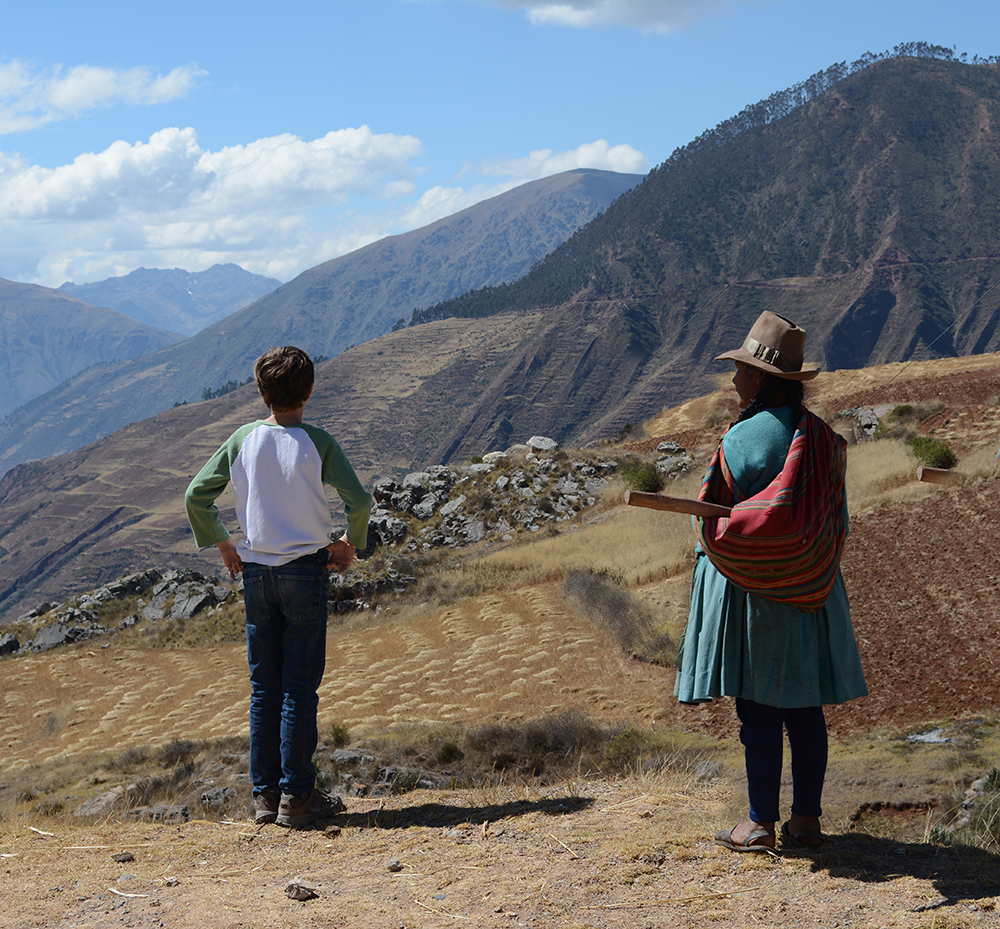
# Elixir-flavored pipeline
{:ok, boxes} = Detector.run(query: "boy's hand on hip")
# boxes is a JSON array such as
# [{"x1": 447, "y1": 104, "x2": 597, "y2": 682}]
[
  {"x1": 216, "y1": 539, "x2": 243, "y2": 580},
  {"x1": 326, "y1": 536, "x2": 357, "y2": 573}
]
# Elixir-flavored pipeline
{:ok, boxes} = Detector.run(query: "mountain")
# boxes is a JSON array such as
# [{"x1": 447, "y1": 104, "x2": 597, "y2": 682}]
[
  {"x1": 0, "y1": 169, "x2": 641, "y2": 477},
  {"x1": 0, "y1": 279, "x2": 184, "y2": 417},
  {"x1": 59, "y1": 264, "x2": 282, "y2": 337},
  {"x1": 391, "y1": 54, "x2": 1000, "y2": 451},
  {"x1": 7, "y1": 51, "x2": 1000, "y2": 618}
]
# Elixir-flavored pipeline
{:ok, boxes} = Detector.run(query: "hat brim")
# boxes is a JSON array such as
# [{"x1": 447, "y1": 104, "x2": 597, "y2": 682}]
[{"x1": 715, "y1": 348, "x2": 820, "y2": 380}]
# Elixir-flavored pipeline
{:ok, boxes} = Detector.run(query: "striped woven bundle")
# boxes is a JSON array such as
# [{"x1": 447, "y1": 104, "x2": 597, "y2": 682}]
[{"x1": 695, "y1": 408, "x2": 848, "y2": 612}]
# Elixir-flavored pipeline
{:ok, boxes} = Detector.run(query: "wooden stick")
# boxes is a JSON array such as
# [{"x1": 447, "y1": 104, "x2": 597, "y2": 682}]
[
  {"x1": 624, "y1": 490, "x2": 732, "y2": 519},
  {"x1": 916, "y1": 466, "x2": 964, "y2": 485}
]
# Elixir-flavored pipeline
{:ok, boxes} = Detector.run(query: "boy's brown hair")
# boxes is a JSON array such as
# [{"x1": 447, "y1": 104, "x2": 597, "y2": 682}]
[{"x1": 254, "y1": 346, "x2": 314, "y2": 412}]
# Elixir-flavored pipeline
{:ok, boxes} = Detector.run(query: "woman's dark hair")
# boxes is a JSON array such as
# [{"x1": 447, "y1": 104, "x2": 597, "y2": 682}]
[{"x1": 734, "y1": 373, "x2": 804, "y2": 425}]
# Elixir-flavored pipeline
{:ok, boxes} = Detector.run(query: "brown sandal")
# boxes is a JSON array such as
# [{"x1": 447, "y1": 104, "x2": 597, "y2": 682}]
[
  {"x1": 714, "y1": 825, "x2": 776, "y2": 852},
  {"x1": 781, "y1": 820, "x2": 823, "y2": 848}
]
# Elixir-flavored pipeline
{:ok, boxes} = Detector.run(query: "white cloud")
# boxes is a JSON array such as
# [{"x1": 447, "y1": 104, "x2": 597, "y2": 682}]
[
  {"x1": 493, "y1": 0, "x2": 733, "y2": 33},
  {"x1": 0, "y1": 125, "x2": 426, "y2": 285},
  {"x1": 475, "y1": 139, "x2": 649, "y2": 179},
  {"x1": 0, "y1": 60, "x2": 204, "y2": 134},
  {"x1": 0, "y1": 126, "x2": 423, "y2": 222},
  {"x1": 0, "y1": 128, "x2": 646, "y2": 288}
]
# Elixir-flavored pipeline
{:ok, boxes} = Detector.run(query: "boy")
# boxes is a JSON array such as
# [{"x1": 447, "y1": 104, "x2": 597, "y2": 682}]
[{"x1": 185, "y1": 346, "x2": 371, "y2": 828}]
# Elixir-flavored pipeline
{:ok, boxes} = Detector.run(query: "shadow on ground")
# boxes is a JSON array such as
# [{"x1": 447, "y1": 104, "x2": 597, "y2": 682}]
[
  {"x1": 797, "y1": 833, "x2": 1000, "y2": 910},
  {"x1": 335, "y1": 794, "x2": 594, "y2": 830}
]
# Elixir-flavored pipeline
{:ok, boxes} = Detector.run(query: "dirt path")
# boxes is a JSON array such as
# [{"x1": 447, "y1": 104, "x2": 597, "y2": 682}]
[{"x1": 4, "y1": 779, "x2": 998, "y2": 929}]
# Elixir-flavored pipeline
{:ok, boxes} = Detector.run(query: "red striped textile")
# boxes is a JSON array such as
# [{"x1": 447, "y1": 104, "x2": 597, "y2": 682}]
[{"x1": 695, "y1": 408, "x2": 848, "y2": 612}]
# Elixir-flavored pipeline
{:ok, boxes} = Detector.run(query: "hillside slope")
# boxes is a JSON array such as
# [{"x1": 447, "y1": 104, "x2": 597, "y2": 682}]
[
  {"x1": 404, "y1": 56, "x2": 1000, "y2": 450},
  {"x1": 1, "y1": 339, "x2": 998, "y2": 626},
  {"x1": 0, "y1": 279, "x2": 184, "y2": 417},
  {"x1": 0, "y1": 169, "x2": 640, "y2": 477}
]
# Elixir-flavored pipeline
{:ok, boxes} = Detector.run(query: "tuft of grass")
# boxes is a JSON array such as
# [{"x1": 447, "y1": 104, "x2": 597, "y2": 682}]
[
  {"x1": 562, "y1": 569, "x2": 675, "y2": 665},
  {"x1": 845, "y1": 437, "x2": 929, "y2": 512},
  {"x1": 158, "y1": 739, "x2": 197, "y2": 768},
  {"x1": 106, "y1": 745, "x2": 151, "y2": 773},
  {"x1": 950, "y1": 768, "x2": 1000, "y2": 853},
  {"x1": 327, "y1": 722, "x2": 350, "y2": 748}
]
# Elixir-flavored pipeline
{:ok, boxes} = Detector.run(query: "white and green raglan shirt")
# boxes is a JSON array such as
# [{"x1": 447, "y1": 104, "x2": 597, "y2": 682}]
[{"x1": 185, "y1": 421, "x2": 372, "y2": 567}]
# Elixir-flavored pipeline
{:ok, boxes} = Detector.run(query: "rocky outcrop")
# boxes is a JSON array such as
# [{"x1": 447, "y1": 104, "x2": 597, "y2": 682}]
[
  {"x1": 3, "y1": 438, "x2": 683, "y2": 655},
  {"x1": 365, "y1": 442, "x2": 617, "y2": 552},
  {"x1": 7, "y1": 568, "x2": 237, "y2": 656}
]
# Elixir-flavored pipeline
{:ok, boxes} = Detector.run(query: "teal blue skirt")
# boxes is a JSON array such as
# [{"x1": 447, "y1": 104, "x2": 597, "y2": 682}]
[{"x1": 674, "y1": 552, "x2": 868, "y2": 708}]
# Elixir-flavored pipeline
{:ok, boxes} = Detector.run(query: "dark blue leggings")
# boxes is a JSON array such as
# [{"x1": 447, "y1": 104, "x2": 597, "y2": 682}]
[{"x1": 735, "y1": 698, "x2": 827, "y2": 823}]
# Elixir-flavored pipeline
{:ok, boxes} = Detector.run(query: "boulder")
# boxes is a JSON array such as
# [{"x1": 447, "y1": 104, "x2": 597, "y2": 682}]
[{"x1": 527, "y1": 435, "x2": 559, "y2": 452}]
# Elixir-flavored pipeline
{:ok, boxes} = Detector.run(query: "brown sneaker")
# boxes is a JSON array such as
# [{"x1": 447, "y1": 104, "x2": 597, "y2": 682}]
[
  {"x1": 276, "y1": 790, "x2": 345, "y2": 828},
  {"x1": 254, "y1": 790, "x2": 280, "y2": 825}
]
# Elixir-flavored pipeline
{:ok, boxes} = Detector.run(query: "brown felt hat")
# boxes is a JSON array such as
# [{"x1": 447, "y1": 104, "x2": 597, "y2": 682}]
[{"x1": 715, "y1": 311, "x2": 820, "y2": 380}]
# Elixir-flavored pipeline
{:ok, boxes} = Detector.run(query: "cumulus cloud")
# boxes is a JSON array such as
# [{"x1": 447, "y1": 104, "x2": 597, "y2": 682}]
[
  {"x1": 0, "y1": 60, "x2": 204, "y2": 134},
  {"x1": 0, "y1": 125, "x2": 424, "y2": 285},
  {"x1": 0, "y1": 126, "x2": 423, "y2": 220},
  {"x1": 493, "y1": 0, "x2": 733, "y2": 33},
  {"x1": 0, "y1": 127, "x2": 647, "y2": 287}
]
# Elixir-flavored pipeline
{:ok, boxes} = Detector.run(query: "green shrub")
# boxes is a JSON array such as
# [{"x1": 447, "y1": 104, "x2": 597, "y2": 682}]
[
  {"x1": 908, "y1": 436, "x2": 957, "y2": 469},
  {"x1": 886, "y1": 400, "x2": 944, "y2": 424},
  {"x1": 615, "y1": 422, "x2": 636, "y2": 442},
  {"x1": 327, "y1": 722, "x2": 350, "y2": 748},
  {"x1": 617, "y1": 458, "x2": 663, "y2": 493},
  {"x1": 435, "y1": 741, "x2": 464, "y2": 765}
]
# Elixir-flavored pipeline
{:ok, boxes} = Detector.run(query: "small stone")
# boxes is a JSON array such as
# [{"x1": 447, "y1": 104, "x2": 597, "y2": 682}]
[{"x1": 284, "y1": 877, "x2": 319, "y2": 900}]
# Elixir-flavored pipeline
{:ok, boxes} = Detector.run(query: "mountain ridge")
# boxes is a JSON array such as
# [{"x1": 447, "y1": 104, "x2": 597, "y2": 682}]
[
  {"x1": 0, "y1": 168, "x2": 641, "y2": 477},
  {"x1": 59, "y1": 263, "x2": 282, "y2": 336}
]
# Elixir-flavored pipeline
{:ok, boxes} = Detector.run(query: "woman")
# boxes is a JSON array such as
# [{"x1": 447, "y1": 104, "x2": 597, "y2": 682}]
[{"x1": 675, "y1": 311, "x2": 867, "y2": 851}]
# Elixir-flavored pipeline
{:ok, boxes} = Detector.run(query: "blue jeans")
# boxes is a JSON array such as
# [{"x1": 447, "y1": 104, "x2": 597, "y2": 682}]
[
  {"x1": 242, "y1": 550, "x2": 329, "y2": 799},
  {"x1": 735, "y1": 698, "x2": 828, "y2": 823}
]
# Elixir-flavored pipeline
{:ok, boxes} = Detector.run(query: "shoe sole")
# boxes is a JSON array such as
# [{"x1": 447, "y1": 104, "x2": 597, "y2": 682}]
[{"x1": 275, "y1": 813, "x2": 317, "y2": 828}]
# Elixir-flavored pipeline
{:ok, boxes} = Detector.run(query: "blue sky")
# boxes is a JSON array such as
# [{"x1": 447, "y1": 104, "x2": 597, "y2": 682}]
[{"x1": 1, "y1": 0, "x2": 997, "y2": 288}]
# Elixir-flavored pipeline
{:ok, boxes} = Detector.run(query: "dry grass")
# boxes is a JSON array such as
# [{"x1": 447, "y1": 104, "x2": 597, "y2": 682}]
[
  {"x1": 3, "y1": 754, "x2": 998, "y2": 929},
  {"x1": 844, "y1": 437, "x2": 933, "y2": 513},
  {"x1": 471, "y1": 472, "x2": 703, "y2": 594},
  {"x1": 8, "y1": 360, "x2": 1000, "y2": 925},
  {"x1": 958, "y1": 443, "x2": 1000, "y2": 482}
]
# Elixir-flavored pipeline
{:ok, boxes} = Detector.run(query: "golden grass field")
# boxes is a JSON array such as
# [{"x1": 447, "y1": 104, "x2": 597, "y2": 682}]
[{"x1": 4, "y1": 355, "x2": 1000, "y2": 927}]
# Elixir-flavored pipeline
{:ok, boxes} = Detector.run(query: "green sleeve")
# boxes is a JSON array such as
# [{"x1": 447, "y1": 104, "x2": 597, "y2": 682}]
[
  {"x1": 184, "y1": 427, "x2": 251, "y2": 549},
  {"x1": 303, "y1": 425, "x2": 372, "y2": 548}
]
